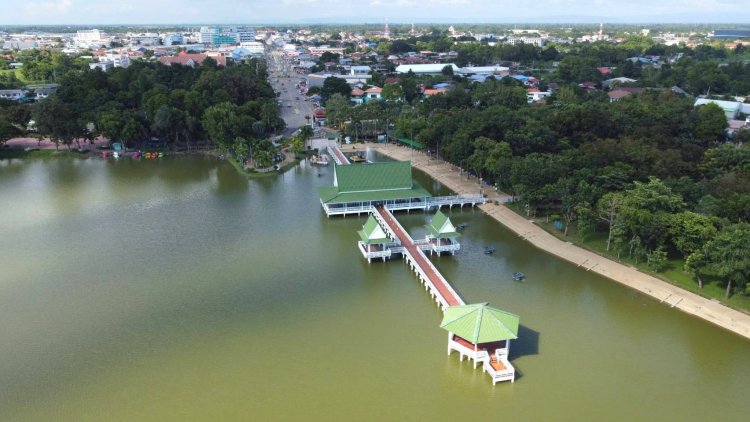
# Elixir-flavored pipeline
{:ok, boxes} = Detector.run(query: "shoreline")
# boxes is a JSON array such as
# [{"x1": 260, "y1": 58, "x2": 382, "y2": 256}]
[{"x1": 346, "y1": 142, "x2": 750, "y2": 341}]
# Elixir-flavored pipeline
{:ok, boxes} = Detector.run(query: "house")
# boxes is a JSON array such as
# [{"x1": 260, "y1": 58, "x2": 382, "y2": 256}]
[
  {"x1": 423, "y1": 88, "x2": 448, "y2": 97},
  {"x1": 350, "y1": 88, "x2": 365, "y2": 105},
  {"x1": 603, "y1": 77, "x2": 637, "y2": 89},
  {"x1": 578, "y1": 81, "x2": 598, "y2": 91},
  {"x1": 364, "y1": 87, "x2": 382, "y2": 103},
  {"x1": 350, "y1": 65, "x2": 371, "y2": 75},
  {"x1": 0, "y1": 89, "x2": 28, "y2": 101},
  {"x1": 527, "y1": 88, "x2": 551, "y2": 103},
  {"x1": 312, "y1": 108, "x2": 326, "y2": 127},
  {"x1": 608, "y1": 87, "x2": 644, "y2": 102}
]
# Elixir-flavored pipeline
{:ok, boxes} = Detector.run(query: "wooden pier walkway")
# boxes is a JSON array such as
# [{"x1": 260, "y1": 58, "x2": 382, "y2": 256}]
[{"x1": 374, "y1": 206, "x2": 464, "y2": 310}]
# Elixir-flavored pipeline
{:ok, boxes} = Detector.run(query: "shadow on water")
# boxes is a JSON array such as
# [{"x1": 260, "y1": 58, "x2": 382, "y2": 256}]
[{"x1": 513, "y1": 325, "x2": 540, "y2": 358}]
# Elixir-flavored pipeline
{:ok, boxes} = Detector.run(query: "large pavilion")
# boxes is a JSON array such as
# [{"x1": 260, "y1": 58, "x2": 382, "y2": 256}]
[{"x1": 317, "y1": 161, "x2": 432, "y2": 216}]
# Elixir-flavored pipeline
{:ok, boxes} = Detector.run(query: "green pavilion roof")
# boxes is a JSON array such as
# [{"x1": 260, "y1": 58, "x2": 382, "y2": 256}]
[
  {"x1": 440, "y1": 303, "x2": 520, "y2": 344},
  {"x1": 358, "y1": 216, "x2": 389, "y2": 244},
  {"x1": 318, "y1": 161, "x2": 432, "y2": 205},
  {"x1": 425, "y1": 210, "x2": 460, "y2": 239},
  {"x1": 397, "y1": 138, "x2": 425, "y2": 149}
]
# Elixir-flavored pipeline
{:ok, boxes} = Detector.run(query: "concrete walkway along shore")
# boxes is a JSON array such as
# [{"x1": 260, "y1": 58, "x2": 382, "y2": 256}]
[{"x1": 341, "y1": 143, "x2": 750, "y2": 341}]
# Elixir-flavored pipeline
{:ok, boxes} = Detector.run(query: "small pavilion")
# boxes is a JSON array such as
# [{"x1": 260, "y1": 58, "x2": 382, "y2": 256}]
[
  {"x1": 424, "y1": 210, "x2": 461, "y2": 255},
  {"x1": 440, "y1": 303, "x2": 520, "y2": 384},
  {"x1": 358, "y1": 216, "x2": 393, "y2": 262}
]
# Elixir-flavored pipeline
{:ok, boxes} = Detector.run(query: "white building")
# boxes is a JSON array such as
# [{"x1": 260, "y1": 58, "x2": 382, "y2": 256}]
[
  {"x1": 395, "y1": 63, "x2": 460, "y2": 75},
  {"x1": 199, "y1": 27, "x2": 216, "y2": 44},
  {"x1": 105, "y1": 53, "x2": 131, "y2": 68},
  {"x1": 75, "y1": 29, "x2": 106, "y2": 48},
  {"x1": 129, "y1": 33, "x2": 161, "y2": 46},
  {"x1": 506, "y1": 36, "x2": 545, "y2": 47},
  {"x1": 89, "y1": 62, "x2": 113, "y2": 71},
  {"x1": 240, "y1": 41, "x2": 265, "y2": 55}
]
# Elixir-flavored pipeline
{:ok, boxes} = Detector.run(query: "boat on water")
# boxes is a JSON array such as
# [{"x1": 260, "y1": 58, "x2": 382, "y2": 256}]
[
  {"x1": 310, "y1": 154, "x2": 330, "y2": 166},
  {"x1": 484, "y1": 246, "x2": 495, "y2": 254},
  {"x1": 513, "y1": 272, "x2": 526, "y2": 281},
  {"x1": 457, "y1": 223, "x2": 467, "y2": 230}
]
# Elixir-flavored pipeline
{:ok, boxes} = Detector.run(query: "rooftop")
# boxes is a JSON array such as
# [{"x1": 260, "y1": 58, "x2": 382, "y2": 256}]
[{"x1": 318, "y1": 161, "x2": 431, "y2": 205}]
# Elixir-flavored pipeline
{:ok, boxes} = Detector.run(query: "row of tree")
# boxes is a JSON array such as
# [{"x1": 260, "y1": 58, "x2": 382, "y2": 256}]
[{"x1": 2, "y1": 56, "x2": 285, "y2": 163}]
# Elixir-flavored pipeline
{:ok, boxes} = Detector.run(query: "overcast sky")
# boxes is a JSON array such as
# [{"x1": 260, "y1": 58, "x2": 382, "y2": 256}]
[{"x1": 3, "y1": 0, "x2": 749, "y2": 25}]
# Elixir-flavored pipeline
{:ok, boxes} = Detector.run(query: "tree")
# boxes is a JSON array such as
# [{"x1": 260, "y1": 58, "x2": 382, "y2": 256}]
[
  {"x1": 299, "y1": 125, "x2": 313, "y2": 143},
  {"x1": 321, "y1": 77, "x2": 351, "y2": 101},
  {"x1": 693, "y1": 223, "x2": 750, "y2": 298},
  {"x1": 695, "y1": 103, "x2": 728, "y2": 144},
  {"x1": 669, "y1": 212, "x2": 717, "y2": 258},
  {"x1": 0, "y1": 118, "x2": 20, "y2": 146},
  {"x1": 382, "y1": 84, "x2": 403, "y2": 102},
  {"x1": 441, "y1": 65, "x2": 454, "y2": 77},
  {"x1": 324, "y1": 93, "x2": 351, "y2": 130},
  {"x1": 597, "y1": 192, "x2": 624, "y2": 251},
  {"x1": 202, "y1": 102, "x2": 244, "y2": 151},
  {"x1": 290, "y1": 134, "x2": 304, "y2": 156}
]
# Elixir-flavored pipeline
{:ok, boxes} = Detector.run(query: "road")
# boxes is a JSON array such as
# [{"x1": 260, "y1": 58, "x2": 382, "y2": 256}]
[{"x1": 266, "y1": 49, "x2": 314, "y2": 137}]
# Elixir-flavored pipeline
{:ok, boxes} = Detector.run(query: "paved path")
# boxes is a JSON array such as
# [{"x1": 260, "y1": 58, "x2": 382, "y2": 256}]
[{"x1": 350, "y1": 143, "x2": 750, "y2": 341}]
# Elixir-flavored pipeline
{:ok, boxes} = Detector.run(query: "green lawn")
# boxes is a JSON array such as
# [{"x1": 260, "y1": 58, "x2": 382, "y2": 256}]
[{"x1": 505, "y1": 203, "x2": 750, "y2": 313}]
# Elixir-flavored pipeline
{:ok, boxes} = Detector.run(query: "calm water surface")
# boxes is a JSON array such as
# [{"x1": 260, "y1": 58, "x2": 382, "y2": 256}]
[{"x1": 0, "y1": 155, "x2": 748, "y2": 421}]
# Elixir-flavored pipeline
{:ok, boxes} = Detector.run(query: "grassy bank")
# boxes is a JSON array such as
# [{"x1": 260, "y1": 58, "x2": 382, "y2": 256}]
[{"x1": 506, "y1": 202, "x2": 750, "y2": 313}]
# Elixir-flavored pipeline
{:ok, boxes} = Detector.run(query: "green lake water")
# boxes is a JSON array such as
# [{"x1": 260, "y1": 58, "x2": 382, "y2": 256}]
[{"x1": 0, "y1": 155, "x2": 748, "y2": 421}]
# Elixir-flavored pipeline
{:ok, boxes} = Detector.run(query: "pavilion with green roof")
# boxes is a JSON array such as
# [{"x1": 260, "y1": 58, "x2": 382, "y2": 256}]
[
  {"x1": 357, "y1": 215, "x2": 394, "y2": 262},
  {"x1": 318, "y1": 161, "x2": 432, "y2": 216},
  {"x1": 424, "y1": 210, "x2": 461, "y2": 255},
  {"x1": 440, "y1": 303, "x2": 520, "y2": 383}
]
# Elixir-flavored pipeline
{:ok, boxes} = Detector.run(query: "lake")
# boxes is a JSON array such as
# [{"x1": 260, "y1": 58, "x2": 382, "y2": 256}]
[{"x1": 0, "y1": 155, "x2": 748, "y2": 420}]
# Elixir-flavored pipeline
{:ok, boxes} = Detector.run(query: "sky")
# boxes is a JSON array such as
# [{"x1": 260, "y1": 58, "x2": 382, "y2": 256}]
[{"x1": 3, "y1": 0, "x2": 750, "y2": 25}]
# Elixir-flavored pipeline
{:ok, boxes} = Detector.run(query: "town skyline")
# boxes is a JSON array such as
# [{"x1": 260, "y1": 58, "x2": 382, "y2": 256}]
[{"x1": 5, "y1": 0, "x2": 750, "y2": 25}]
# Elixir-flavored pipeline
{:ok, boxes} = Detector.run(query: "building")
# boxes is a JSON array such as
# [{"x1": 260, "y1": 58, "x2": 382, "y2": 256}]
[
  {"x1": 709, "y1": 29, "x2": 750, "y2": 40},
  {"x1": 350, "y1": 65, "x2": 371, "y2": 75},
  {"x1": 694, "y1": 98, "x2": 750, "y2": 119},
  {"x1": 240, "y1": 41, "x2": 264, "y2": 55},
  {"x1": 163, "y1": 33, "x2": 183, "y2": 46},
  {"x1": 89, "y1": 61, "x2": 114, "y2": 71},
  {"x1": 527, "y1": 88, "x2": 552, "y2": 103},
  {"x1": 129, "y1": 33, "x2": 160, "y2": 46},
  {"x1": 608, "y1": 87, "x2": 643, "y2": 102},
  {"x1": 395, "y1": 63, "x2": 459, "y2": 75},
  {"x1": 159, "y1": 51, "x2": 227, "y2": 67},
  {"x1": 199, "y1": 27, "x2": 215, "y2": 44},
  {"x1": 75, "y1": 29, "x2": 106, "y2": 48},
  {"x1": 306, "y1": 73, "x2": 371, "y2": 88},
  {"x1": 603, "y1": 77, "x2": 638, "y2": 89},
  {"x1": 318, "y1": 161, "x2": 432, "y2": 215},
  {"x1": 104, "y1": 53, "x2": 131, "y2": 68},
  {"x1": 0, "y1": 89, "x2": 29, "y2": 101},
  {"x1": 308, "y1": 46, "x2": 345, "y2": 56},
  {"x1": 30, "y1": 84, "x2": 58, "y2": 100}
]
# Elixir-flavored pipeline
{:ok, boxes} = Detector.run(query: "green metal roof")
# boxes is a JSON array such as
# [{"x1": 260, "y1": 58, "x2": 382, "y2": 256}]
[
  {"x1": 318, "y1": 184, "x2": 432, "y2": 205},
  {"x1": 440, "y1": 303, "x2": 519, "y2": 344},
  {"x1": 335, "y1": 161, "x2": 412, "y2": 192},
  {"x1": 397, "y1": 138, "x2": 425, "y2": 149},
  {"x1": 319, "y1": 161, "x2": 433, "y2": 205},
  {"x1": 425, "y1": 210, "x2": 460, "y2": 239},
  {"x1": 358, "y1": 216, "x2": 389, "y2": 244}
]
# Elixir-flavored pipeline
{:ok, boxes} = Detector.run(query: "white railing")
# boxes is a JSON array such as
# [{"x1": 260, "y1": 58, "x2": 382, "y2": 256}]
[
  {"x1": 324, "y1": 204, "x2": 372, "y2": 216},
  {"x1": 327, "y1": 146, "x2": 350, "y2": 165},
  {"x1": 483, "y1": 358, "x2": 515, "y2": 384},
  {"x1": 358, "y1": 242, "x2": 392, "y2": 260},
  {"x1": 450, "y1": 339, "x2": 490, "y2": 362}
]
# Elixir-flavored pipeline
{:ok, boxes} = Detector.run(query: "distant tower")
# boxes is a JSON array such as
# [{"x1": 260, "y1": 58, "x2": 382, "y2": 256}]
[
  {"x1": 411, "y1": 23, "x2": 416, "y2": 36},
  {"x1": 598, "y1": 23, "x2": 604, "y2": 41},
  {"x1": 384, "y1": 21, "x2": 390, "y2": 39},
  {"x1": 449, "y1": 25, "x2": 456, "y2": 36}
]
